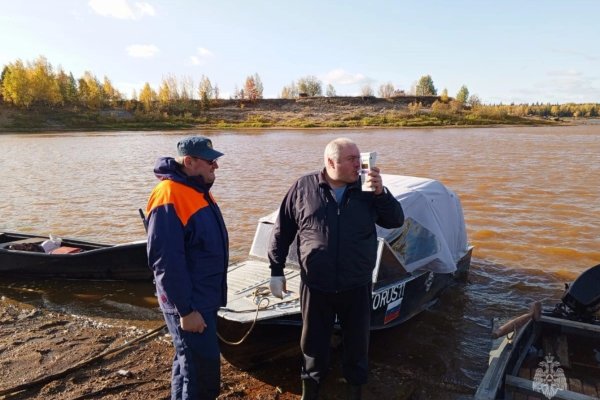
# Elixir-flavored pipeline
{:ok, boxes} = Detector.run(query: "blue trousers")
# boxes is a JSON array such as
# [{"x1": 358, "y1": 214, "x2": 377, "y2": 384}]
[{"x1": 163, "y1": 311, "x2": 221, "y2": 400}]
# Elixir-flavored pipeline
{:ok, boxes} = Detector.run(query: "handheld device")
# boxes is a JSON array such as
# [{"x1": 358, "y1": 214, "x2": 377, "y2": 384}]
[{"x1": 360, "y1": 152, "x2": 377, "y2": 191}]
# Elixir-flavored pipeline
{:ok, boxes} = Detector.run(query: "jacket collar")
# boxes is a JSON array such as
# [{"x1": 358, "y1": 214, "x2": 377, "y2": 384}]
[
  {"x1": 154, "y1": 157, "x2": 213, "y2": 192},
  {"x1": 318, "y1": 168, "x2": 360, "y2": 191}
]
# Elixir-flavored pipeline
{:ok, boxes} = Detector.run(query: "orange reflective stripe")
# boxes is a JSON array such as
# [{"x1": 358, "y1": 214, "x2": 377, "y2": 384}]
[{"x1": 147, "y1": 180, "x2": 209, "y2": 226}]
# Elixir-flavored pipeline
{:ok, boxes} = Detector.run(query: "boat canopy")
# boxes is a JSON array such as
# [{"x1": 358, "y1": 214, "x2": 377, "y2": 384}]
[{"x1": 249, "y1": 174, "x2": 469, "y2": 275}]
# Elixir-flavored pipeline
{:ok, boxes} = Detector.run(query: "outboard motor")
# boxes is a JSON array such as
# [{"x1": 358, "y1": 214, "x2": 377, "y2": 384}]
[{"x1": 559, "y1": 264, "x2": 600, "y2": 320}]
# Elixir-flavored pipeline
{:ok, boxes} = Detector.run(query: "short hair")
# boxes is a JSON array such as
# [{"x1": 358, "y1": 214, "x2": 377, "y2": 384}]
[{"x1": 324, "y1": 137, "x2": 356, "y2": 164}]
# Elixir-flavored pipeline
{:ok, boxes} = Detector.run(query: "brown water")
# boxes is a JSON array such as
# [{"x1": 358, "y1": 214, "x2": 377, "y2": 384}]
[{"x1": 1, "y1": 126, "x2": 599, "y2": 397}]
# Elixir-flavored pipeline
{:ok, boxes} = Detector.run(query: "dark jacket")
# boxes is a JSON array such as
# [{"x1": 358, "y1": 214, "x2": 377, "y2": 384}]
[
  {"x1": 146, "y1": 157, "x2": 229, "y2": 316},
  {"x1": 268, "y1": 170, "x2": 404, "y2": 292}
]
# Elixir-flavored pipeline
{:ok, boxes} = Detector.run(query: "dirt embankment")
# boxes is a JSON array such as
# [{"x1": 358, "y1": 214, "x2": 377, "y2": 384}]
[
  {"x1": 201, "y1": 96, "x2": 439, "y2": 124},
  {"x1": 0, "y1": 96, "x2": 445, "y2": 132}
]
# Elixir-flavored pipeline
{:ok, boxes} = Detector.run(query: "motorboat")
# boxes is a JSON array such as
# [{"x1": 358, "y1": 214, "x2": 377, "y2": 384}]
[
  {"x1": 217, "y1": 174, "x2": 473, "y2": 366},
  {"x1": 475, "y1": 264, "x2": 600, "y2": 399}
]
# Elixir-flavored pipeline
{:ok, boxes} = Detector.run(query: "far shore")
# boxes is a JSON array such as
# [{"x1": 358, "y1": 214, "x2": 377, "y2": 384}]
[{"x1": 0, "y1": 96, "x2": 573, "y2": 133}]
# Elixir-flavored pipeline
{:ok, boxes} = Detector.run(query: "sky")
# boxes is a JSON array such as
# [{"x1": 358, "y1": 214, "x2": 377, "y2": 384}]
[{"x1": 1, "y1": 0, "x2": 599, "y2": 104}]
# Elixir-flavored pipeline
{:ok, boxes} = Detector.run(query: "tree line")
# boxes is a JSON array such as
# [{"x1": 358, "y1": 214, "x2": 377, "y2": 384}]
[{"x1": 1, "y1": 56, "x2": 598, "y2": 119}]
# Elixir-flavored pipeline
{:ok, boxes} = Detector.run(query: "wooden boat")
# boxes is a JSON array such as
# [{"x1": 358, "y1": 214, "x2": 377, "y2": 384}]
[
  {"x1": 475, "y1": 264, "x2": 600, "y2": 400},
  {"x1": 0, "y1": 231, "x2": 151, "y2": 280},
  {"x1": 217, "y1": 174, "x2": 473, "y2": 365}
]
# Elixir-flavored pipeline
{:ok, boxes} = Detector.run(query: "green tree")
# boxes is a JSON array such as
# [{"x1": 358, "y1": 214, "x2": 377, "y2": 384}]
[
  {"x1": 415, "y1": 75, "x2": 437, "y2": 96},
  {"x1": 297, "y1": 75, "x2": 322, "y2": 96},
  {"x1": 456, "y1": 85, "x2": 469, "y2": 104}
]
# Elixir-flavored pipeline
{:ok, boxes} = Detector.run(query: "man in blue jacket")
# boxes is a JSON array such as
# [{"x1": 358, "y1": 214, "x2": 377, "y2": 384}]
[
  {"x1": 146, "y1": 136, "x2": 228, "y2": 400},
  {"x1": 268, "y1": 137, "x2": 404, "y2": 400}
]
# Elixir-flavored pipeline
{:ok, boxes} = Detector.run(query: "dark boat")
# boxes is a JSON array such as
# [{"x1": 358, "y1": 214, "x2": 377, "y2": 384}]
[
  {"x1": 475, "y1": 264, "x2": 600, "y2": 400},
  {"x1": 217, "y1": 174, "x2": 473, "y2": 366},
  {"x1": 0, "y1": 231, "x2": 151, "y2": 281}
]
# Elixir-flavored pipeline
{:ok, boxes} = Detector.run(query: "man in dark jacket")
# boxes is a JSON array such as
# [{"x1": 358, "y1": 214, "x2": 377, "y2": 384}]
[
  {"x1": 146, "y1": 136, "x2": 229, "y2": 400},
  {"x1": 268, "y1": 137, "x2": 404, "y2": 399}
]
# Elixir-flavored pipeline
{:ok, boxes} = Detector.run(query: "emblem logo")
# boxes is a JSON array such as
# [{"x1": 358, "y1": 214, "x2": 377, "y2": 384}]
[{"x1": 532, "y1": 354, "x2": 567, "y2": 399}]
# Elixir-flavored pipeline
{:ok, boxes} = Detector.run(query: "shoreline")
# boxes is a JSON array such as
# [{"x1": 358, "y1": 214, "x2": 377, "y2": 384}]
[
  {"x1": 0, "y1": 99, "x2": 571, "y2": 133},
  {"x1": 0, "y1": 297, "x2": 437, "y2": 399}
]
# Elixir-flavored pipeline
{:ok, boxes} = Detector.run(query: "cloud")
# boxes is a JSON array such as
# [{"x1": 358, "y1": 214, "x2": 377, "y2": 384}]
[
  {"x1": 323, "y1": 69, "x2": 374, "y2": 86},
  {"x1": 189, "y1": 47, "x2": 214, "y2": 66},
  {"x1": 551, "y1": 49, "x2": 598, "y2": 63},
  {"x1": 126, "y1": 44, "x2": 159, "y2": 58},
  {"x1": 89, "y1": 0, "x2": 155, "y2": 20},
  {"x1": 501, "y1": 70, "x2": 600, "y2": 104}
]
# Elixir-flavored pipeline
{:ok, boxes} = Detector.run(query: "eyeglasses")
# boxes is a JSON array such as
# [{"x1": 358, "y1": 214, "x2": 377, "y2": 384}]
[{"x1": 191, "y1": 156, "x2": 218, "y2": 166}]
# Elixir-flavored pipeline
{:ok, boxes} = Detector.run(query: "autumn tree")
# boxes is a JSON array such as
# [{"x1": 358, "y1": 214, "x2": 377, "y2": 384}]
[
  {"x1": 415, "y1": 75, "x2": 437, "y2": 96},
  {"x1": 102, "y1": 76, "x2": 122, "y2": 105},
  {"x1": 325, "y1": 84, "x2": 336, "y2": 97},
  {"x1": 0, "y1": 66, "x2": 8, "y2": 102},
  {"x1": 198, "y1": 75, "x2": 213, "y2": 109},
  {"x1": 252, "y1": 73, "x2": 263, "y2": 99},
  {"x1": 297, "y1": 75, "x2": 322, "y2": 96},
  {"x1": 158, "y1": 75, "x2": 179, "y2": 106},
  {"x1": 378, "y1": 82, "x2": 395, "y2": 98},
  {"x1": 139, "y1": 82, "x2": 157, "y2": 112},
  {"x1": 56, "y1": 68, "x2": 78, "y2": 105},
  {"x1": 1, "y1": 59, "x2": 34, "y2": 107},
  {"x1": 29, "y1": 56, "x2": 61, "y2": 106},
  {"x1": 468, "y1": 94, "x2": 481, "y2": 108},
  {"x1": 179, "y1": 75, "x2": 194, "y2": 102},
  {"x1": 78, "y1": 71, "x2": 104, "y2": 109},
  {"x1": 244, "y1": 76, "x2": 258, "y2": 101},
  {"x1": 440, "y1": 88, "x2": 449, "y2": 103},
  {"x1": 360, "y1": 84, "x2": 374, "y2": 97},
  {"x1": 281, "y1": 81, "x2": 298, "y2": 99}
]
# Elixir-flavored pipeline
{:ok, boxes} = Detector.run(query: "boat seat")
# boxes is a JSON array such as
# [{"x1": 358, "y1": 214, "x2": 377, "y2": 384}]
[{"x1": 0, "y1": 237, "x2": 45, "y2": 250}]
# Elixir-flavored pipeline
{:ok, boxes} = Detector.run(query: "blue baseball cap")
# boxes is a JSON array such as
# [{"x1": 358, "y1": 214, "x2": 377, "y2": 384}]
[{"x1": 177, "y1": 136, "x2": 224, "y2": 160}]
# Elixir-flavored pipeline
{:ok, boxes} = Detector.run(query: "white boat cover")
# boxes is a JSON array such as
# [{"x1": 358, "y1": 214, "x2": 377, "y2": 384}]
[{"x1": 252, "y1": 174, "x2": 469, "y2": 274}]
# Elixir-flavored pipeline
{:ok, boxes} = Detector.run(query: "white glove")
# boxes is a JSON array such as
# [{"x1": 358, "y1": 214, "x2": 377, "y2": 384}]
[{"x1": 269, "y1": 276, "x2": 286, "y2": 299}]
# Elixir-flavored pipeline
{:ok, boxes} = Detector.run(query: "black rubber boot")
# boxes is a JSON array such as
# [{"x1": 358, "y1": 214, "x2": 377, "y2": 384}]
[
  {"x1": 346, "y1": 383, "x2": 362, "y2": 400},
  {"x1": 301, "y1": 379, "x2": 320, "y2": 400}
]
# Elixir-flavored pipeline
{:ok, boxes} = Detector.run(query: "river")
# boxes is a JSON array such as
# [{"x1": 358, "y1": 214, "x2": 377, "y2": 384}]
[{"x1": 1, "y1": 125, "x2": 599, "y2": 398}]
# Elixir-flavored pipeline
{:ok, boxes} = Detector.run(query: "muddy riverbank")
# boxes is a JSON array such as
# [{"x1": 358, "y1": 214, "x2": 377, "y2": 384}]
[{"x1": 0, "y1": 299, "x2": 437, "y2": 400}]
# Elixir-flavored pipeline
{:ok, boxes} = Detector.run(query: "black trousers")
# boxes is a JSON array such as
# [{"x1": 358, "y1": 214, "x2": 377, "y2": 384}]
[{"x1": 300, "y1": 281, "x2": 372, "y2": 385}]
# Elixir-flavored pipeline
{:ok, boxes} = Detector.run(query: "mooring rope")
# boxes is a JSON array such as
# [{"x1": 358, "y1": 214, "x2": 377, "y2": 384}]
[{"x1": 217, "y1": 286, "x2": 273, "y2": 346}]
